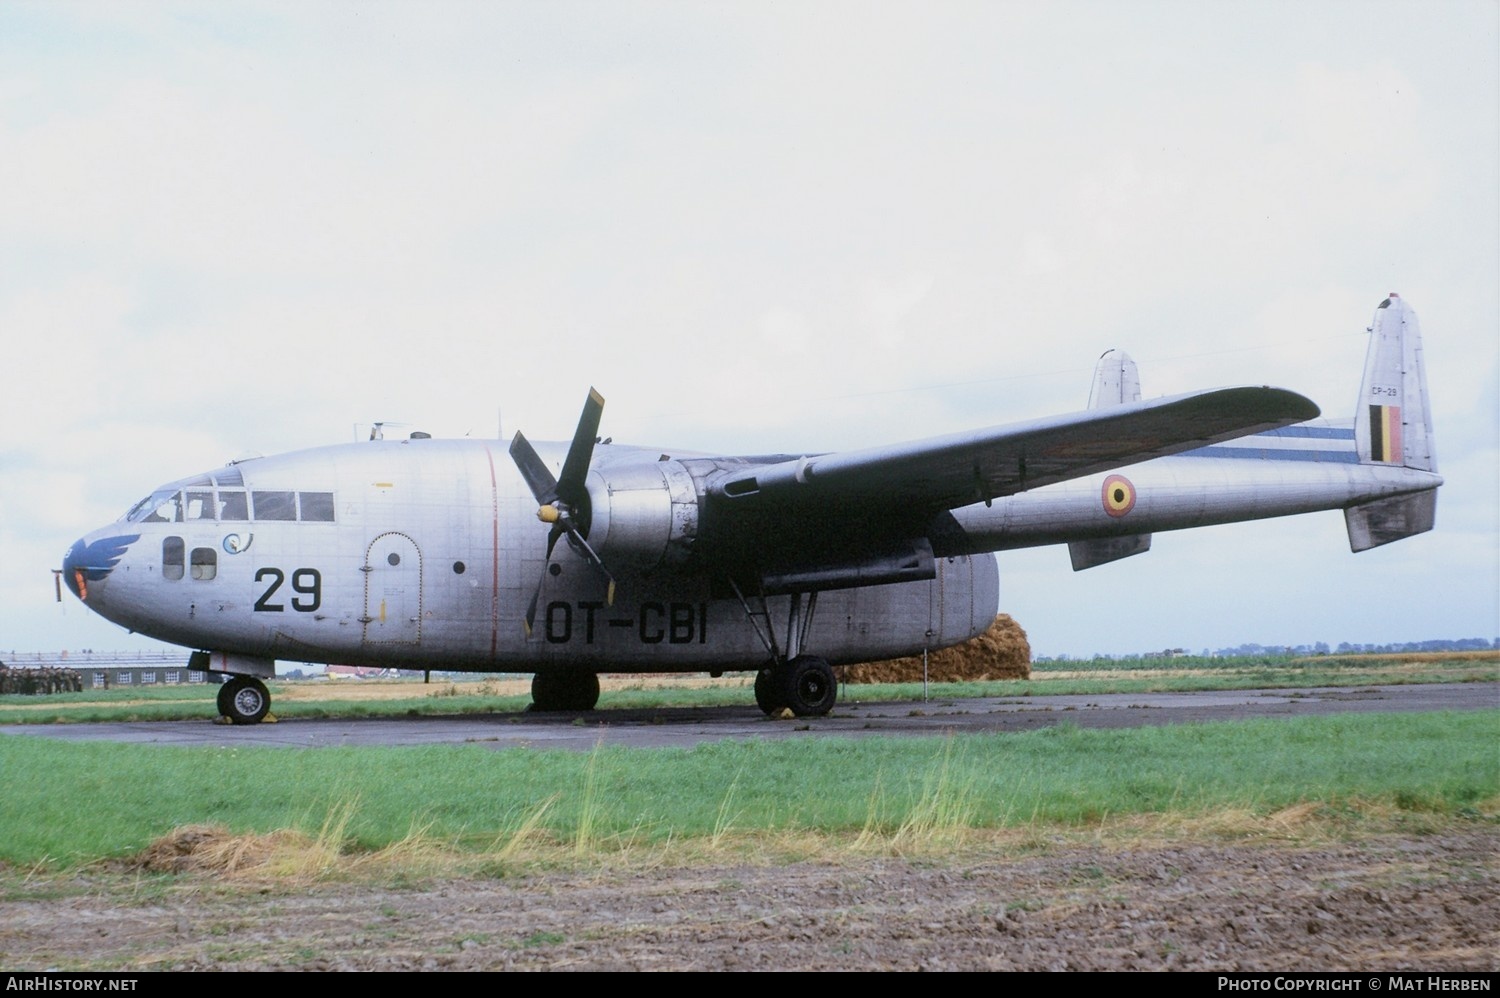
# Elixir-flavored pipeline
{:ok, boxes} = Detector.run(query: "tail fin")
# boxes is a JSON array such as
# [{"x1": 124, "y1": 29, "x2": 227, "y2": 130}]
[
  {"x1": 1355, "y1": 293, "x2": 1436, "y2": 472},
  {"x1": 1086, "y1": 348, "x2": 1142, "y2": 408},
  {"x1": 1345, "y1": 293, "x2": 1438, "y2": 551},
  {"x1": 1070, "y1": 350, "x2": 1153, "y2": 570}
]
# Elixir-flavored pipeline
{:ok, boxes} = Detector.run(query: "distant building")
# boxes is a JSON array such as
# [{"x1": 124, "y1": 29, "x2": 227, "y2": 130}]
[
  {"x1": 326, "y1": 665, "x2": 397, "y2": 680},
  {"x1": 2, "y1": 650, "x2": 209, "y2": 690},
  {"x1": 83, "y1": 666, "x2": 208, "y2": 689}
]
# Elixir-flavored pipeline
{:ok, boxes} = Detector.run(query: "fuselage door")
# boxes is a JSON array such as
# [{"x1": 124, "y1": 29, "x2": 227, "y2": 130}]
[
  {"x1": 929, "y1": 555, "x2": 947, "y2": 649},
  {"x1": 363, "y1": 532, "x2": 422, "y2": 644}
]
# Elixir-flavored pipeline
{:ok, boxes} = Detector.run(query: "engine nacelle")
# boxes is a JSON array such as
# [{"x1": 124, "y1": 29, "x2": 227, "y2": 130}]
[{"x1": 586, "y1": 460, "x2": 699, "y2": 571}]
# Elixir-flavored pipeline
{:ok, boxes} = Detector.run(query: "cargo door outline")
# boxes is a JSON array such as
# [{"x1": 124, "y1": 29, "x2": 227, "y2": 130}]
[
  {"x1": 928, "y1": 556, "x2": 946, "y2": 651},
  {"x1": 363, "y1": 532, "x2": 422, "y2": 644},
  {"x1": 926, "y1": 556, "x2": 973, "y2": 651}
]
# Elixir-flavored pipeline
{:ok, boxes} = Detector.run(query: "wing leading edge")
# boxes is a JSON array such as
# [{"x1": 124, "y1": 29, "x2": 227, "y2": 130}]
[
  {"x1": 696, "y1": 385, "x2": 1318, "y2": 595},
  {"x1": 710, "y1": 385, "x2": 1320, "y2": 516}
]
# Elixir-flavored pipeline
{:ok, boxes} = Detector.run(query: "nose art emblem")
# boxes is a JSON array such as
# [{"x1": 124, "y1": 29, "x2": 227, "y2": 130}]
[{"x1": 64, "y1": 535, "x2": 141, "y2": 594}]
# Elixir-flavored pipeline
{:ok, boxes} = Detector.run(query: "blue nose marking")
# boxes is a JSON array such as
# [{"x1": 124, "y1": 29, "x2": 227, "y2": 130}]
[{"x1": 62, "y1": 534, "x2": 140, "y2": 597}]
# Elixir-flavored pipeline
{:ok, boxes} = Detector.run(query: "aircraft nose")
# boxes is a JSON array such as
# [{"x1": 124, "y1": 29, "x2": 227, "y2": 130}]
[
  {"x1": 61, "y1": 530, "x2": 141, "y2": 602},
  {"x1": 61, "y1": 537, "x2": 88, "y2": 600}
]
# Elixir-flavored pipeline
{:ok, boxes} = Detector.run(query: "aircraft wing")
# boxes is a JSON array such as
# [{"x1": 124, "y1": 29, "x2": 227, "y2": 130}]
[{"x1": 710, "y1": 386, "x2": 1319, "y2": 516}]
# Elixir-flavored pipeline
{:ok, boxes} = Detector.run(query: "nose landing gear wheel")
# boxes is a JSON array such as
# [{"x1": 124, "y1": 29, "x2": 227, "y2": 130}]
[{"x1": 219, "y1": 676, "x2": 270, "y2": 725}]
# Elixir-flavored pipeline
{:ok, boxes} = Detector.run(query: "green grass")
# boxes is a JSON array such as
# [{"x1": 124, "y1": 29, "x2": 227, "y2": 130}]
[
  {"x1": 1, "y1": 654, "x2": 1492, "y2": 877},
  {"x1": 1, "y1": 710, "x2": 1494, "y2": 869}
]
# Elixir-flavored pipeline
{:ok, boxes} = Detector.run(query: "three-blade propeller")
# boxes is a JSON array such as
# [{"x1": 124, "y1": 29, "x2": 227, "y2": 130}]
[{"x1": 508, "y1": 388, "x2": 616, "y2": 635}]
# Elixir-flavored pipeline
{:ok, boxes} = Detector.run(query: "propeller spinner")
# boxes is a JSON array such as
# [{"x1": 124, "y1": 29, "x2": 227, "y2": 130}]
[{"x1": 508, "y1": 388, "x2": 616, "y2": 634}]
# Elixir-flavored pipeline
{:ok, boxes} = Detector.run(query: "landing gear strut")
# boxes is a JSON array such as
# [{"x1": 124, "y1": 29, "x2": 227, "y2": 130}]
[
  {"x1": 732, "y1": 583, "x2": 839, "y2": 717},
  {"x1": 218, "y1": 675, "x2": 270, "y2": 725},
  {"x1": 531, "y1": 667, "x2": 601, "y2": 711}
]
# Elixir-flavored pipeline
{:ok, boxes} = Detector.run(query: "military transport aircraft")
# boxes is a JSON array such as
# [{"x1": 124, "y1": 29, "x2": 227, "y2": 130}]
[{"x1": 62, "y1": 294, "x2": 1440, "y2": 724}]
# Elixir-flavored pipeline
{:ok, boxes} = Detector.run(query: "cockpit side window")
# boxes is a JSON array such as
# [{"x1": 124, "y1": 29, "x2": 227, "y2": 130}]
[
  {"x1": 184, "y1": 490, "x2": 216, "y2": 521},
  {"x1": 252, "y1": 491, "x2": 296, "y2": 521},
  {"x1": 299, "y1": 492, "x2": 336, "y2": 522},
  {"x1": 218, "y1": 491, "x2": 249, "y2": 521}
]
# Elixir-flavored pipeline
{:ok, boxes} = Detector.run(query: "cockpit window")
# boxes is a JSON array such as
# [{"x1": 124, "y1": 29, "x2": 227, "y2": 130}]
[
  {"x1": 218, "y1": 491, "x2": 249, "y2": 521},
  {"x1": 299, "y1": 492, "x2": 336, "y2": 522},
  {"x1": 213, "y1": 467, "x2": 245, "y2": 488},
  {"x1": 124, "y1": 476, "x2": 333, "y2": 523},
  {"x1": 128, "y1": 488, "x2": 182, "y2": 523},
  {"x1": 124, "y1": 495, "x2": 152, "y2": 522},
  {"x1": 183, "y1": 490, "x2": 216, "y2": 521},
  {"x1": 252, "y1": 491, "x2": 296, "y2": 521}
]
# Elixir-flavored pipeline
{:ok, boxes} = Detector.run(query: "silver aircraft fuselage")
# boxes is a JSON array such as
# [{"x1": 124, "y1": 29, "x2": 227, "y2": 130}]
[{"x1": 62, "y1": 439, "x2": 999, "y2": 673}]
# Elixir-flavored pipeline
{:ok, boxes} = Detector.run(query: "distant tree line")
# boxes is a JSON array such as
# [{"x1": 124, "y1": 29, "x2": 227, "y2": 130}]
[
  {"x1": 1036, "y1": 637, "x2": 1497, "y2": 662},
  {"x1": 1206, "y1": 637, "x2": 1496, "y2": 658}
]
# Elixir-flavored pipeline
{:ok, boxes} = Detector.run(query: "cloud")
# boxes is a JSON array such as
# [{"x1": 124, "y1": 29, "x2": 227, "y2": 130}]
[{"x1": 2, "y1": 1, "x2": 1495, "y2": 655}]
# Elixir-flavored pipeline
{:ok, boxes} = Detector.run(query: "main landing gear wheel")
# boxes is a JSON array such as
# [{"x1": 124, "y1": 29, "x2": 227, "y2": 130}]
[
  {"x1": 754, "y1": 666, "x2": 785, "y2": 715},
  {"x1": 779, "y1": 655, "x2": 837, "y2": 717},
  {"x1": 530, "y1": 668, "x2": 601, "y2": 712},
  {"x1": 220, "y1": 676, "x2": 270, "y2": 725}
]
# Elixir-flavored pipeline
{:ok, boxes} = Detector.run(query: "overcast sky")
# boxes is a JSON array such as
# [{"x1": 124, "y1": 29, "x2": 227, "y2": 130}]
[{"x1": 2, "y1": 1, "x2": 1496, "y2": 661}]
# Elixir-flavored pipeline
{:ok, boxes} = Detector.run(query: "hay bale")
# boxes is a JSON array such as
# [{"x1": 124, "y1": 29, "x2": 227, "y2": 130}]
[{"x1": 841, "y1": 614, "x2": 1031, "y2": 683}]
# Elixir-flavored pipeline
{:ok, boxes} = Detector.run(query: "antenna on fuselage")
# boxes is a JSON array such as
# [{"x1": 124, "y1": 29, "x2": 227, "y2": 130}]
[{"x1": 359, "y1": 420, "x2": 409, "y2": 441}]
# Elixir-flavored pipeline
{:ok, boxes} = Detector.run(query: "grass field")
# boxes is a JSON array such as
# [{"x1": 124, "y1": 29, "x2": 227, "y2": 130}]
[
  {"x1": 0, "y1": 651, "x2": 1495, "y2": 876},
  {"x1": 2, "y1": 710, "x2": 1496, "y2": 874}
]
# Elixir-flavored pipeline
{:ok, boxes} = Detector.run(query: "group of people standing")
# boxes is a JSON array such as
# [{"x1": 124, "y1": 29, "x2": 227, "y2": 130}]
[{"x1": 0, "y1": 663, "x2": 84, "y2": 694}]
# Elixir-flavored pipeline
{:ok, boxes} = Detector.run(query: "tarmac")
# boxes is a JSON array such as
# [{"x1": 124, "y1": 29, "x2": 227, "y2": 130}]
[{"x1": 3, "y1": 682, "x2": 1494, "y2": 752}]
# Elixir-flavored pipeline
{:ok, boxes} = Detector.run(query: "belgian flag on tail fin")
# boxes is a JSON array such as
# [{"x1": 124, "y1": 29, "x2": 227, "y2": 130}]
[{"x1": 1367, "y1": 404, "x2": 1402, "y2": 464}]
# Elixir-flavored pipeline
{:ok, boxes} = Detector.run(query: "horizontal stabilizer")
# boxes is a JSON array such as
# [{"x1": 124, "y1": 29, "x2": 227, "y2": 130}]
[
  {"x1": 1068, "y1": 533, "x2": 1151, "y2": 571},
  {"x1": 1344, "y1": 490, "x2": 1437, "y2": 552}
]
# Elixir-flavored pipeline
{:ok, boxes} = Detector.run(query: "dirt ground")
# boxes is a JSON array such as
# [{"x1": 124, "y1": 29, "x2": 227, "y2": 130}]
[{"x1": 3, "y1": 828, "x2": 1494, "y2": 971}]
